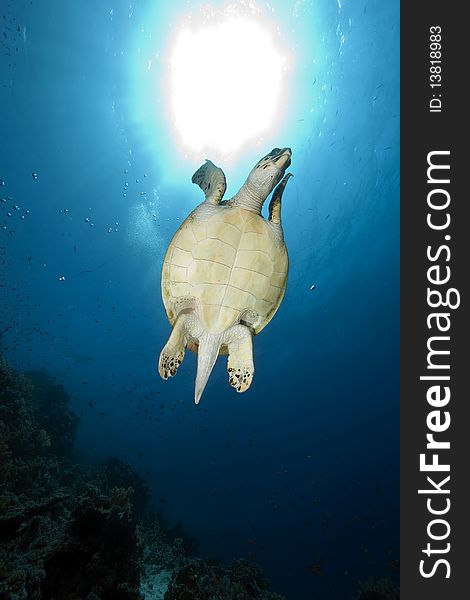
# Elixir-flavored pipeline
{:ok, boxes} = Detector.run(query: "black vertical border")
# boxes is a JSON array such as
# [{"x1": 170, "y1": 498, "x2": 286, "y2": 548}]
[{"x1": 401, "y1": 3, "x2": 468, "y2": 599}]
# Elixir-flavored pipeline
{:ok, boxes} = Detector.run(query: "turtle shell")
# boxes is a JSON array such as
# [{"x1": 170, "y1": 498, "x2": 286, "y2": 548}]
[{"x1": 161, "y1": 205, "x2": 288, "y2": 337}]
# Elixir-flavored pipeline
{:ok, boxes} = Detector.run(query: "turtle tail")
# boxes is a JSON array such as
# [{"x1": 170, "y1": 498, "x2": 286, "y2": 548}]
[{"x1": 194, "y1": 332, "x2": 222, "y2": 404}]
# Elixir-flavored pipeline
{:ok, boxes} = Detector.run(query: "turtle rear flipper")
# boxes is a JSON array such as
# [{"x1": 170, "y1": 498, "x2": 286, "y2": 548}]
[
  {"x1": 224, "y1": 325, "x2": 254, "y2": 393},
  {"x1": 192, "y1": 160, "x2": 227, "y2": 204},
  {"x1": 158, "y1": 314, "x2": 187, "y2": 379}
]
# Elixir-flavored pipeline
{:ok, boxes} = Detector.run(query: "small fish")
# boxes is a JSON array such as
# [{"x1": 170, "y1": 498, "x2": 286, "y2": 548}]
[
  {"x1": 308, "y1": 563, "x2": 324, "y2": 576},
  {"x1": 388, "y1": 559, "x2": 400, "y2": 572}
]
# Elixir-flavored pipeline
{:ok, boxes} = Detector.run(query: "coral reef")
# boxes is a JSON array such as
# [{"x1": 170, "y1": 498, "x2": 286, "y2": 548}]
[
  {"x1": 101, "y1": 456, "x2": 151, "y2": 521},
  {"x1": 154, "y1": 515, "x2": 199, "y2": 558},
  {"x1": 162, "y1": 558, "x2": 285, "y2": 600},
  {"x1": 0, "y1": 357, "x2": 286, "y2": 600},
  {"x1": 1, "y1": 357, "x2": 400, "y2": 600},
  {"x1": 0, "y1": 359, "x2": 79, "y2": 501},
  {"x1": 27, "y1": 370, "x2": 79, "y2": 456},
  {"x1": 41, "y1": 488, "x2": 141, "y2": 600},
  {"x1": 0, "y1": 359, "x2": 146, "y2": 599},
  {"x1": 356, "y1": 577, "x2": 400, "y2": 600}
]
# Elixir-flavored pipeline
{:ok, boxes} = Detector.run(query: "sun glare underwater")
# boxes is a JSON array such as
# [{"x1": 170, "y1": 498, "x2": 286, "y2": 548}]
[
  {"x1": 1, "y1": 1, "x2": 399, "y2": 599},
  {"x1": 167, "y1": 7, "x2": 290, "y2": 158}
]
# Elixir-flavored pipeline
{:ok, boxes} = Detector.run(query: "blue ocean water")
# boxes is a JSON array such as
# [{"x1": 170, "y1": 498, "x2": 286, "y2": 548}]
[{"x1": 1, "y1": 1, "x2": 399, "y2": 599}]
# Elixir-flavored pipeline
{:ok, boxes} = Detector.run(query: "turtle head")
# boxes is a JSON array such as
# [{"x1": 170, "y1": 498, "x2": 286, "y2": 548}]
[{"x1": 247, "y1": 147, "x2": 292, "y2": 200}]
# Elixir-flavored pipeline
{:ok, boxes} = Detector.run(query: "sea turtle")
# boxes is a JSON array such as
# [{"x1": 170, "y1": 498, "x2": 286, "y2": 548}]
[{"x1": 159, "y1": 147, "x2": 292, "y2": 403}]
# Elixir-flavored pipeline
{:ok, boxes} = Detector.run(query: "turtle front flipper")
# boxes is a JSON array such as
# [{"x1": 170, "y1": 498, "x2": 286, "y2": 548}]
[
  {"x1": 191, "y1": 160, "x2": 227, "y2": 204},
  {"x1": 158, "y1": 314, "x2": 187, "y2": 379},
  {"x1": 268, "y1": 172, "x2": 293, "y2": 224},
  {"x1": 224, "y1": 325, "x2": 254, "y2": 393}
]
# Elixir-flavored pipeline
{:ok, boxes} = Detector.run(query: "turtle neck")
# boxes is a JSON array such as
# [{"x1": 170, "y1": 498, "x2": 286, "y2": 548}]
[{"x1": 228, "y1": 180, "x2": 266, "y2": 214}]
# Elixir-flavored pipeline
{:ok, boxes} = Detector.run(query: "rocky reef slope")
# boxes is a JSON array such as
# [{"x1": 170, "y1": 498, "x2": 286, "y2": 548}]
[
  {"x1": 0, "y1": 358, "x2": 398, "y2": 600},
  {"x1": 0, "y1": 358, "x2": 286, "y2": 600}
]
